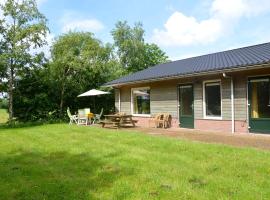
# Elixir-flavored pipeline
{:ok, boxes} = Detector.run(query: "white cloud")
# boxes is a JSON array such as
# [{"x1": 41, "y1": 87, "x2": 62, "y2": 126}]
[
  {"x1": 60, "y1": 11, "x2": 104, "y2": 33},
  {"x1": 170, "y1": 53, "x2": 199, "y2": 61},
  {"x1": 152, "y1": 12, "x2": 223, "y2": 46},
  {"x1": 62, "y1": 19, "x2": 104, "y2": 33},
  {"x1": 152, "y1": 0, "x2": 270, "y2": 47},
  {"x1": 211, "y1": 0, "x2": 270, "y2": 18}
]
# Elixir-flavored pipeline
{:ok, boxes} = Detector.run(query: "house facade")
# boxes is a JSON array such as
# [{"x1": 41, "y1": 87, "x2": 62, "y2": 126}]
[{"x1": 105, "y1": 43, "x2": 270, "y2": 134}]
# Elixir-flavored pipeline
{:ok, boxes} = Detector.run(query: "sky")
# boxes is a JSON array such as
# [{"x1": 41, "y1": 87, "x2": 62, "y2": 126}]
[{"x1": 4, "y1": 0, "x2": 270, "y2": 60}]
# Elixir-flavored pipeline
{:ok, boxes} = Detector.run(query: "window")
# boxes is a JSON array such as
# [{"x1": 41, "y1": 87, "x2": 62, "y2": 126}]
[
  {"x1": 131, "y1": 87, "x2": 150, "y2": 115},
  {"x1": 204, "y1": 81, "x2": 221, "y2": 119},
  {"x1": 250, "y1": 78, "x2": 270, "y2": 119}
]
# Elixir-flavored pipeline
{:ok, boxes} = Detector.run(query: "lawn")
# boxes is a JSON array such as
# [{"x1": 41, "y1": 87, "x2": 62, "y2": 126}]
[
  {"x1": 0, "y1": 109, "x2": 8, "y2": 124},
  {"x1": 0, "y1": 124, "x2": 269, "y2": 200}
]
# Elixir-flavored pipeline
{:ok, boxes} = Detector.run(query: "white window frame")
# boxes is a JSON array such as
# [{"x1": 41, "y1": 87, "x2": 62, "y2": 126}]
[
  {"x1": 131, "y1": 87, "x2": 151, "y2": 117},
  {"x1": 203, "y1": 79, "x2": 222, "y2": 120},
  {"x1": 115, "y1": 88, "x2": 121, "y2": 112}
]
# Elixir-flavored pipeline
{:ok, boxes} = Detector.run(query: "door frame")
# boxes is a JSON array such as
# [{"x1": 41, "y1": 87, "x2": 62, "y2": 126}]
[
  {"x1": 178, "y1": 83, "x2": 194, "y2": 129},
  {"x1": 247, "y1": 76, "x2": 270, "y2": 134}
]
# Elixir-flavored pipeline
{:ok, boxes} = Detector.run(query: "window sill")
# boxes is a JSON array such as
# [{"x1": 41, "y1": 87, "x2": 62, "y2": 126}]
[
  {"x1": 132, "y1": 114, "x2": 151, "y2": 117},
  {"x1": 204, "y1": 116, "x2": 222, "y2": 120}
]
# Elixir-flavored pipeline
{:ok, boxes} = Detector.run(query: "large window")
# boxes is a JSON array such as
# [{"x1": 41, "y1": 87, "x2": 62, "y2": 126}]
[
  {"x1": 250, "y1": 78, "x2": 270, "y2": 119},
  {"x1": 204, "y1": 81, "x2": 221, "y2": 119},
  {"x1": 131, "y1": 87, "x2": 150, "y2": 115}
]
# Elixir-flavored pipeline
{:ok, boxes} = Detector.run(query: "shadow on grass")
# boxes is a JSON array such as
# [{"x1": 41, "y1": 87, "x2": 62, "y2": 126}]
[
  {"x1": 0, "y1": 120, "x2": 65, "y2": 130},
  {"x1": 0, "y1": 150, "x2": 132, "y2": 200}
]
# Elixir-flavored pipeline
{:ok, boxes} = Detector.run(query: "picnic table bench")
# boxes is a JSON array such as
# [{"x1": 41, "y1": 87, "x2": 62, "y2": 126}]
[{"x1": 100, "y1": 114, "x2": 137, "y2": 128}]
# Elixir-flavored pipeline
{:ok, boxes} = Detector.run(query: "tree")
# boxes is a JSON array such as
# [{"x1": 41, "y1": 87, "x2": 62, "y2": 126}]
[
  {"x1": 143, "y1": 43, "x2": 169, "y2": 68},
  {"x1": 111, "y1": 21, "x2": 168, "y2": 73},
  {"x1": 13, "y1": 64, "x2": 59, "y2": 121},
  {"x1": 0, "y1": 0, "x2": 49, "y2": 121},
  {"x1": 50, "y1": 32, "x2": 119, "y2": 114}
]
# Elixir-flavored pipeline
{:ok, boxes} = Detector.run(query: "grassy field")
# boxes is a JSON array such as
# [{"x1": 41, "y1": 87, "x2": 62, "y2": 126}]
[
  {"x1": 0, "y1": 109, "x2": 8, "y2": 124},
  {"x1": 0, "y1": 124, "x2": 269, "y2": 200}
]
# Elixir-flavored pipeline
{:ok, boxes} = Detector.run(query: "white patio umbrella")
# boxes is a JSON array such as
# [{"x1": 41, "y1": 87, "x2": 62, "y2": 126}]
[
  {"x1": 77, "y1": 89, "x2": 110, "y2": 112},
  {"x1": 78, "y1": 89, "x2": 110, "y2": 97}
]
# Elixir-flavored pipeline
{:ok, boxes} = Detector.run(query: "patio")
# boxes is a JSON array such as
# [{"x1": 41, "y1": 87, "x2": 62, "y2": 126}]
[
  {"x1": 99, "y1": 125, "x2": 270, "y2": 150},
  {"x1": 134, "y1": 127, "x2": 270, "y2": 150}
]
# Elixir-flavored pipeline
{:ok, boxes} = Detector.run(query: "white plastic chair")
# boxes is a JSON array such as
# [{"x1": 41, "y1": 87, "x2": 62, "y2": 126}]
[
  {"x1": 67, "y1": 107, "x2": 78, "y2": 125},
  {"x1": 77, "y1": 109, "x2": 88, "y2": 125}
]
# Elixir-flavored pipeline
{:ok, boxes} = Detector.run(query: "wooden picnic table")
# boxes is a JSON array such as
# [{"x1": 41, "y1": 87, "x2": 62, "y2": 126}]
[{"x1": 101, "y1": 114, "x2": 137, "y2": 128}]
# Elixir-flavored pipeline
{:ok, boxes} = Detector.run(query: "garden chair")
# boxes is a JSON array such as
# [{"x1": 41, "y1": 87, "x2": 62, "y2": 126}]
[
  {"x1": 148, "y1": 113, "x2": 163, "y2": 128},
  {"x1": 156, "y1": 113, "x2": 172, "y2": 129},
  {"x1": 163, "y1": 113, "x2": 172, "y2": 128},
  {"x1": 77, "y1": 109, "x2": 88, "y2": 125},
  {"x1": 93, "y1": 108, "x2": 104, "y2": 124},
  {"x1": 67, "y1": 107, "x2": 78, "y2": 125},
  {"x1": 84, "y1": 108, "x2": 90, "y2": 115}
]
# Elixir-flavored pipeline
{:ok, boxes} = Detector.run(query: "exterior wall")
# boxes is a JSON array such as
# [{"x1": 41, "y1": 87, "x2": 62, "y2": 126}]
[
  {"x1": 114, "y1": 66, "x2": 270, "y2": 134},
  {"x1": 222, "y1": 78, "x2": 232, "y2": 120},
  {"x1": 234, "y1": 76, "x2": 247, "y2": 120},
  {"x1": 194, "y1": 82, "x2": 203, "y2": 119},
  {"x1": 133, "y1": 116, "x2": 179, "y2": 128},
  {"x1": 120, "y1": 87, "x2": 131, "y2": 115},
  {"x1": 195, "y1": 120, "x2": 248, "y2": 133},
  {"x1": 114, "y1": 89, "x2": 120, "y2": 112},
  {"x1": 150, "y1": 83, "x2": 178, "y2": 118},
  {"x1": 193, "y1": 78, "x2": 233, "y2": 120}
]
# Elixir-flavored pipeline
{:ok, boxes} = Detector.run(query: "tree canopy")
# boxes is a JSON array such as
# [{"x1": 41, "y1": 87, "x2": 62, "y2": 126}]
[
  {"x1": 0, "y1": 1, "x2": 169, "y2": 123},
  {"x1": 112, "y1": 21, "x2": 168, "y2": 73},
  {"x1": 50, "y1": 32, "x2": 121, "y2": 114},
  {"x1": 0, "y1": 0, "x2": 49, "y2": 121}
]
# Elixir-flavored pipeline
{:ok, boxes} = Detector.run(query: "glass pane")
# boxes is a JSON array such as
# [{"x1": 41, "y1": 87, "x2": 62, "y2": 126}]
[
  {"x1": 180, "y1": 86, "x2": 192, "y2": 116},
  {"x1": 251, "y1": 80, "x2": 270, "y2": 119},
  {"x1": 132, "y1": 89, "x2": 150, "y2": 114},
  {"x1": 205, "y1": 83, "x2": 221, "y2": 117}
]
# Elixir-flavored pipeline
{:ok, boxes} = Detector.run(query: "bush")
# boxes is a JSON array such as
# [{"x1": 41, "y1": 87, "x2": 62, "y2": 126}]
[{"x1": 0, "y1": 98, "x2": 8, "y2": 109}]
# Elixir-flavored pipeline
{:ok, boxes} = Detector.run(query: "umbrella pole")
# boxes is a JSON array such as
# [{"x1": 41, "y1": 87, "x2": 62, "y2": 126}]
[{"x1": 94, "y1": 97, "x2": 96, "y2": 113}]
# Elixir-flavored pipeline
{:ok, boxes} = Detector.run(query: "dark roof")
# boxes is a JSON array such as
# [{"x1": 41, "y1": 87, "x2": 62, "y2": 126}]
[{"x1": 105, "y1": 42, "x2": 270, "y2": 86}]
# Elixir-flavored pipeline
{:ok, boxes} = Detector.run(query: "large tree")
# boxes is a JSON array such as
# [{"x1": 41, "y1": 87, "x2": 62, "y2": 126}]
[
  {"x1": 50, "y1": 32, "x2": 121, "y2": 114},
  {"x1": 111, "y1": 21, "x2": 168, "y2": 73},
  {"x1": 0, "y1": 0, "x2": 49, "y2": 121}
]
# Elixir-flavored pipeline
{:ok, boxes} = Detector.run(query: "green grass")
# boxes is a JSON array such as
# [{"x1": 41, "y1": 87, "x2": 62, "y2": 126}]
[
  {"x1": 0, "y1": 124, "x2": 269, "y2": 200},
  {"x1": 0, "y1": 109, "x2": 8, "y2": 124}
]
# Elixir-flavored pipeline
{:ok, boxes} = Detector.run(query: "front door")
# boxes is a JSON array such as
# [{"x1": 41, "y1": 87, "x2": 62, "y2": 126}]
[
  {"x1": 178, "y1": 84, "x2": 194, "y2": 128},
  {"x1": 248, "y1": 77, "x2": 270, "y2": 133}
]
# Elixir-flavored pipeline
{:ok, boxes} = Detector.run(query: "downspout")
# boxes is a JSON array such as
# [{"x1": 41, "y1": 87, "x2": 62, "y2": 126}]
[
  {"x1": 231, "y1": 78, "x2": 235, "y2": 133},
  {"x1": 223, "y1": 73, "x2": 235, "y2": 133},
  {"x1": 118, "y1": 89, "x2": 121, "y2": 112}
]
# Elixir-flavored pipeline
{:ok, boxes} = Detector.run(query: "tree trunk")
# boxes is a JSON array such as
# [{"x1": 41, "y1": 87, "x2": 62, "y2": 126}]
[
  {"x1": 59, "y1": 83, "x2": 65, "y2": 114},
  {"x1": 8, "y1": 65, "x2": 14, "y2": 122},
  {"x1": 59, "y1": 68, "x2": 70, "y2": 115}
]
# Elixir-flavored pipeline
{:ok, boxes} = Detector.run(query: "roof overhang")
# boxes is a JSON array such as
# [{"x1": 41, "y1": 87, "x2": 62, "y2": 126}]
[{"x1": 104, "y1": 62, "x2": 270, "y2": 87}]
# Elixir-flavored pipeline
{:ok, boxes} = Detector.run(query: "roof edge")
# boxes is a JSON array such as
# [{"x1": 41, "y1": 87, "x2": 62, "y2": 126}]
[{"x1": 104, "y1": 62, "x2": 270, "y2": 87}]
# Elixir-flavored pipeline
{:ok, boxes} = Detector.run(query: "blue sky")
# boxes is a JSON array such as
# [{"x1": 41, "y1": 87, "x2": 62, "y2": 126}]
[{"x1": 37, "y1": 0, "x2": 270, "y2": 60}]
